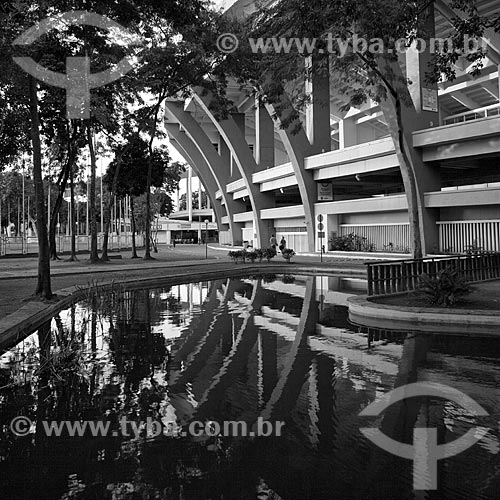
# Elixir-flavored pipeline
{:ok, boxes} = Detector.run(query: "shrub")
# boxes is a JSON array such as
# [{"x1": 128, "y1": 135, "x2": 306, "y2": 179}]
[
  {"x1": 263, "y1": 247, "x2": 277, "y2": 263},
  {"x1": 262, "y1": 273, "x2": 277, "y2": 283},
  {"x1": 281, "y1": 248, "x2": 296, "y2": 263},
  {"x1": 419, "y1": 267, "x2": 474, "y2": 307},
  {"x1": 228, "y1": 250, "x2": 243, "y2": 263},
  {"x1": 254, "y1": 248, "x2": 264, "y2": 263},
  {"x1": 246, "y1": 250, "x2": 258, "y2": 263},
  {"x1": 330, "y1": 232, "x2": 375, "y2": 252}
]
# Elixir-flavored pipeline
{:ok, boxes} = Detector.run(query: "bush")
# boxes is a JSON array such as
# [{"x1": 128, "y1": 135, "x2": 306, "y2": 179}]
[
  {"x1": 228, "y1": 250, "x2": 243, "y2": 263},
  {"x1": 419, "y1": 267, "x2": 474, "y2": 307},
  {"x1": 263, "y1": 247, "x2": 277, "y2": 263},
  {"x1": 254, "y1": 248, "x2": 264, "y2": 263},
  {"x1": 329, "y1": 232, "x2": 375, "y2": 252},
  {"x1": 281, "y1": 248, "x2": 296, "y2": 263},
  {"x1": 246, "y1": 250, "x2": 258, "y2": 263}
]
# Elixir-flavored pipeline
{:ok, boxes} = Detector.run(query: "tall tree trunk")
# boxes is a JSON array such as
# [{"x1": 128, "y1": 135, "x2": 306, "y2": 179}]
[
  {"x1": 49, "y1": 122, "x2": 76, "y2": 260},
  {"x1": 362, "y1": 55, "x2": 434, "y2": 259},
  {"x1": 69, "y1": 157, "x2": 77, "y2": 261},
  {"x1": 144, "y1": 154, "x2": 153, "y2": 260},
  {"x1": 29, "y1": 75, "x2": 52, "y2": 299},
  {"x1": 144, "y1": 103, "x2": 162, "y2": 260},
  {"x1": 86, "y1": 122, "x2": 99, "y2": 263},
  {"x1": 100, "y1": 196, "x2": 113, "y2": 262},
  {"x1": 379, "y1": 93, "x2": 423, "y2": 259},
  {"x1": 130, "y1": 195, "x2": 138, "y2": 258},
  {"x1": 101, "y1": 148, "x2": 128, "y2": 262}
]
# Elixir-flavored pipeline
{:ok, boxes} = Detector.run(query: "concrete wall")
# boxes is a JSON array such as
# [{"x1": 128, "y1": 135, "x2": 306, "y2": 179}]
[
  {"x1": 440, "y1": 205, "x2": 500, "y2": 221},
  {"x1": 342, "y1": 210, "x2": 409, "y2": 224}
]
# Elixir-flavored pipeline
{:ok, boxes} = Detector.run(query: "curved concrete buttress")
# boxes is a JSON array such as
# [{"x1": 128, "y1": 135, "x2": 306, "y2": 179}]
[
  {"x1": 164, "y1": 101, "x2": 246, "y2": 245},
  {"x1": 191, "y1": 91, "x2": 276, "y2": 249},
  {"x1": 166, "y1": 126, "x2": 239, "y2": 244},
  {"x1": 263, "y1": 100, "x2": 317, "y2": 252}
]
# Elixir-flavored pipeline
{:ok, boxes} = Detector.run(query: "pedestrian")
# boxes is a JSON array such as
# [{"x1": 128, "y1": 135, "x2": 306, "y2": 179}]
[
  {"x1": 279, "y1": 236, "x2": 286, "y2": 253},
  {"x1": 269, "y1": 234, "x2": 277, "y2": 251}
]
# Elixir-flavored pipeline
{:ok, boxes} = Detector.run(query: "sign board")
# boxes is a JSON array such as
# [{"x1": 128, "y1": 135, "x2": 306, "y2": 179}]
[
  {"x1": 317, "y1": 214, "x2": 324, "y2": 222},
  {"x1": 317, "y1": 182, "x2": 333, "y2": 201},
  {"x1": 422, "y1": 88, "x2": 438, "y2": 113}
]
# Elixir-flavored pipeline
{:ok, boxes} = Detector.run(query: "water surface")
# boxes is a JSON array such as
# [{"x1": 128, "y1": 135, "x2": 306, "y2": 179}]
[{"x1": 0, "y1": 274, "x2": 499, "y2": 499}]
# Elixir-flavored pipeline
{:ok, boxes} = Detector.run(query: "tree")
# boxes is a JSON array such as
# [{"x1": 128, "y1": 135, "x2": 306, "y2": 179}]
[
  {"x1": 105, "y1": 138, "x2": 183, "y2": 257},
  {"x1": 178, "y1": 189, "x2": 209, "y2": 212},
  {"x1": 228, "y1": 0, "x2": 498, "y2": 258}
]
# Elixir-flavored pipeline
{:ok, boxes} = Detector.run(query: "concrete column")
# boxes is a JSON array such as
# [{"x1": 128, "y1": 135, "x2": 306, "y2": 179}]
[
  {"x1": 219, "y1": 138, "x2": 233, "y2": 179},
  {"x1": 497, "y1": 64, "x2": 500, "y2": 105},
  {"x1": 339, "y1": 117, "x2": 357, "y2": 148},
  {"x1": 255, "y1": 97, "x2": 275, "y2": 169},
  {"x1": 406, "y1": 7, "x2": 440, "y2": 130},
  {"x1": 187, "y1": 165, "x2": 193, "y2": 222},
  {"x1": 305, "y1": 56, "x2": 331, "y2": 153},
  {"x1": 198, "y1": 180, "x2": 202, "y2": 209},
  {"x1": 231, "y1": 114, "x2": 247, "y2": 181},
  {"x1": 232, "y1": 112, "x2": 246, "y2": 135}
]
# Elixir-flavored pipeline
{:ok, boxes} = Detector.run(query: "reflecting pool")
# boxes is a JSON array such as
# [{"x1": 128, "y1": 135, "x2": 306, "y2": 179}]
[{"x1": 0, "y1": 274, "x2": 499, "y2": 500}]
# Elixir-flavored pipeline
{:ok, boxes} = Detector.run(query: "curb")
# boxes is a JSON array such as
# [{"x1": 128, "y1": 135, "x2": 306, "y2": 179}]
[
  {"x1": 347, "y1": 295, "x2": 500, "y2": 337},
  {"x1": 0, "y1": 263, "x2": 366, "y2": 352}
]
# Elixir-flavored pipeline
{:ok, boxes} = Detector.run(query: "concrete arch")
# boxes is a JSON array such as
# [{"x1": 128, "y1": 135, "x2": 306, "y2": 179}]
[
  {"x1": 165, "y1": 124, "x2": 240, "y2": 245},
  {"x1": 191, "y1": 91, "x2": 275, "y2": 248},
  {"x1": 164, "y1": 101, "x2": 246, "y2": 245},
  {"x1": 263, "y1": 99, "x2": 317, "y2": 252}
]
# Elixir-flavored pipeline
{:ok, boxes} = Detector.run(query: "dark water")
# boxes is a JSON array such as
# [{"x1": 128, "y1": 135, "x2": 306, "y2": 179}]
[{"x1": 0, "y1": 274, "x2": 499, "y2": 500}]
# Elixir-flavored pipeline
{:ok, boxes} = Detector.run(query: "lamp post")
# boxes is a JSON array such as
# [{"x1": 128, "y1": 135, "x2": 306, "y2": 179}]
[{"x1": 204, "y1": 219, "x2": 209, "y2": 259}]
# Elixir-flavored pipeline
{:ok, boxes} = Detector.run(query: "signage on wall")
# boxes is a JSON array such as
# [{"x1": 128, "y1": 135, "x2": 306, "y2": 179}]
[
  {"x1": 422, "y1": 88, "x2": 438, "y2": 113},
  {"x1": 317, "y1": 182, "x2": 333, "y2": 201}
]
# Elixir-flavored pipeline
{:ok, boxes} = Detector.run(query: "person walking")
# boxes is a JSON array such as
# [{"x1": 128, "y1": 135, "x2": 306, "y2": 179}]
[
  {"x1": 269, "y1": 234, "x2": 277, "y2": 251},
  {"x1": 279, "y1": 236, "x2": 286, "y2": 253}
]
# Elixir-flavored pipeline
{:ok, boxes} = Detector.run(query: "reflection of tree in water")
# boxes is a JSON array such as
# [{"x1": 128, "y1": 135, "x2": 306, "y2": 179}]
[
  {"x1": 109, "y1": 289, "x2": 168, "y2": 390},
  {"x1": 164, "y1": 293, "x2": 184, "y2": 327},
  {"x1": 0, "y1": 284, "x2": 292, "y2": 500}
]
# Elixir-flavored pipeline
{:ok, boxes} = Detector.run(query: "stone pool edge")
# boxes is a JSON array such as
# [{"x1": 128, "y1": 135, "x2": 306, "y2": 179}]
[
  {"x1": 348, "y1": 294, "x2": 500, "y2": 336},
  {"x1": 0, "y1": 262, "x2": 365, "y2": 351}
]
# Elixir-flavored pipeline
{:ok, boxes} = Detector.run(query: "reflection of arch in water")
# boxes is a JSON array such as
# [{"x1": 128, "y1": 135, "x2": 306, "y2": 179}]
[
  {"x1": 169, "y1": 278, "x2": 248, "y2": 389},
  {"x1": 193, "y1": 278, "x2": 263, "y2": 421},
  {"x1": 258, "y1": 276, "x2": 318, "y2": 423},
  {"x1": 168, "y1": 279, "x2": 258, "y2": 423},
  {"x1": 169, "y1": 279, "x2": 227, "y2": 368}
]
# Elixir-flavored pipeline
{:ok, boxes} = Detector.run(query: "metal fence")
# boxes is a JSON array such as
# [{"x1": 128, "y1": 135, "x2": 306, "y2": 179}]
[
  {"x1": 0, "y1": 233, "x2": 144, "y2": 257},
  {"x1": 366, "y1": 252, "x2": 500, "y2": 296}
]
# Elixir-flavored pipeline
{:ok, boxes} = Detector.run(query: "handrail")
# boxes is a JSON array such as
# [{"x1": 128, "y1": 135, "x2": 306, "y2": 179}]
[
  {"x1": 443, "y1": 103, "x2": 500, "y2": 125},
  {"x1": 365, "y1": 252, "x2": 500, "y2": 296}
]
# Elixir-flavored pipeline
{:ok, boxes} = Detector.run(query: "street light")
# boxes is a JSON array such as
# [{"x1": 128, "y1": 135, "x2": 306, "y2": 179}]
[{"x1": 204, "y1": 219, "x2": 209, "y2": 259}]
